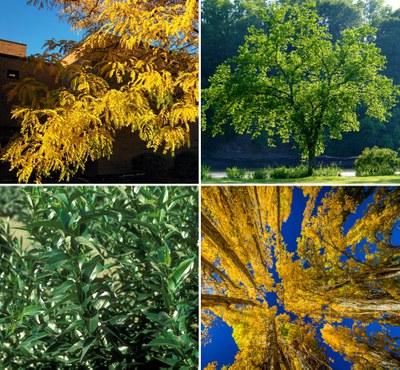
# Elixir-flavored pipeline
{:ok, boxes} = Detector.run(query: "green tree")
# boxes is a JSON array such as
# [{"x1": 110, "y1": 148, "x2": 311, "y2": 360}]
[
  {"x1": 362, "y1": 0, "x2": 392, "y2": 25},
  {"x1": 377, "y1": 10, "x2": 400, "y2": 84},
  {"x1": 201, "y1": 0, "x2": 257, "y2": 88},
  {"x1": 203, "y1": 1, "x2": 398, "y2": 173},
  {"x1": 317, "y1": 0, "x2": 363, "y2": 40},
  {"x1": 201, "y1": 0, "x2": 264, "y2": 149}
]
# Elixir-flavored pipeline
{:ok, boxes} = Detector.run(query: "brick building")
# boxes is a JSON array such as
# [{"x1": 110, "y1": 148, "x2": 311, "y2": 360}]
[
  {"x1": 0, "y1": 40, "x2": 27, "y2": 147},
  {"x1": 0, "y1": 39, "x2": 198, "y2": 183}
]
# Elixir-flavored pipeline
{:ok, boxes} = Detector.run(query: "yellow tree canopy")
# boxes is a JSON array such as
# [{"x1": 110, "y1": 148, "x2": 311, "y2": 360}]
[
  {"x1": 3, "y1": 0, "x2": 198, "y2": 182},
  {"x1": 202, "y1": 186, "x2": 400, "y2": 369},
  {"x1": 321, "y1": 324, "x2": 400, "y2": 370}
]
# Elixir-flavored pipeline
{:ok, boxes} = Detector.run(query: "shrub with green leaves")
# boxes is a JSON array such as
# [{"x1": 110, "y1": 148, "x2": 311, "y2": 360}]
[
  {"x1": 355, "y1": 147, "x2": 399, "y2": 176},
  {"x1": 226, "y1": 167, "x2": 246, "y2": 180},
  {"x1": 201, "y1": 165, "x2": 211, "y2": 180},
  {"x1": 270, "y1": 165, "x2": 309, "y2": 179},
  {"x1": 312, "y1": 164, "x2": 342, "y2": 177},
  {"x1": 252, "y1": 168, "x2": 271, "y2": 180},
  {"x1": 0, "y1": 186, "x2": 198, "y2": 369}
]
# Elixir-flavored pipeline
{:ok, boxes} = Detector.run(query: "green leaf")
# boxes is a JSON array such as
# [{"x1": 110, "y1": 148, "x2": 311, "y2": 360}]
[
  {"x1": 87, "y1": 314, "x2": 99, "y2": 334},
  {"x1": 42, "y1": 250, "x2": 70, "y2": 269},
  {"x1": 75, "y1": 236, "x2": 96, "y2": 249},
  {"x1": 82, "y1": 255, "x2": 103, "y2": 282},
  {"x1": 30, "y1": 219, "x2": 63, "y2": 230},
  {"x1": 147, "y1": 333, "x2": 181, "y2": 349},
  {"x1": 158, "y1": 244, "x2": 171, "y2": 266},
  {"x1": 59, "y1": 209, "x2": 70, "y2": 230},
  {"x1": 162, "y1": 188, "x2": 169, "y2": 203},
  {"x1": 144, "y1": 311, "x2": 170, "y2": 323},
  {"x1": 80, "y1": 338, "x2": 95, "y2": 362},
  {"x1": 22, "y1": 305, "x2": 43, "y2": 317},
  {"x1": 136, "y1": 293, "x2": 152, "y2": 301},
  {"x1": 54, "y1": 193, "x2": 69, "y2": 207},
  {"x1": 154, "y1": 355, "x2": 179, "y2": 366},
  {"x1": 169, "y1": 257, "x2": 195, "y2": 290},
  {"x1": 52, "y1": 280, "x2": 75, "y2": 300},
  {"x1": 19, "y1": 332, "x2": 48, "y2": 349}
]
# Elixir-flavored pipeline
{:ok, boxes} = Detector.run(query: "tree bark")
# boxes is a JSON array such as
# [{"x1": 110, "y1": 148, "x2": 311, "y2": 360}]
[
  {"x1": 201, "y1": 256, "x2": 240, "y2": 290},
  {"x1": 202, "y1": 213, "x2": 258, "y2": 291},
  {"x1": 307, "y1": 147, "x2": 317, "y2": 175},
  {"x1": 333, "y1": 299, "x2": 400, "y2": 312},
  {"x1": 201, "y1": 294, "x2": 259, "y2": 309}
]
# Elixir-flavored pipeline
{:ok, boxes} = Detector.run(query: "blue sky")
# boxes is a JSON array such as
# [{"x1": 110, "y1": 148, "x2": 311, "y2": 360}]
[
  {"x1": 0, "y1": 0, "x2": 397, "y2": 56},
  {"x1": 202, "y1": 187, "x2": 400, "y2": 369},
  {"x1": 0, "y1": 0, "x2": 81, "y2": 55}
]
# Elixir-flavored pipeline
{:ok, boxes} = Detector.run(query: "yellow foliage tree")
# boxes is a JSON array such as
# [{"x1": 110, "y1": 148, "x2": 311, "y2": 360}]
[
  {"x1": 321, "y1": 324, "x2": 400, "y2": 369},
  {"x1": 293, "y1": 187, "x2": 400, "y2": 324},
  {"x1": 202, "y1": 186, "x2": 400, "y2": 369},
  {"x1": 202, "y1": 186, "x2": 331, "y2": 369},
  {"x1": 3, "y1": 0, "x2": 198, "y2": 182}
]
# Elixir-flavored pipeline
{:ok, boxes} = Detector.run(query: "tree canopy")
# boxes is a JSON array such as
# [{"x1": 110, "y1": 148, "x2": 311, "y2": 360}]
[
  {"x1": 3, "y1": 0, "x2": 198, "y2": 182},
  {"x1": 202, "y1": 186, "x2": 400, "y2": 369},
  {"x1": 203, "y1": 1, "x2": 398, "y2": 172},
  {"x1": 202, "y1": 0, "x2": 400, "y2": 166}
]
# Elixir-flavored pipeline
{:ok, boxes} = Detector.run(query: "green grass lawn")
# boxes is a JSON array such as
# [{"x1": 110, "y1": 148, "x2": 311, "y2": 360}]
[{"x1": 203, "y1": 175, "x2": 400, "y2": 184}]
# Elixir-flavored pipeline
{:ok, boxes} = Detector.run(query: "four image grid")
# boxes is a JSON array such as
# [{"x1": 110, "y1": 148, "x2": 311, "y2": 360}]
[{"x1": 1, "y1": 0, "x2": 400, "y2": 369}]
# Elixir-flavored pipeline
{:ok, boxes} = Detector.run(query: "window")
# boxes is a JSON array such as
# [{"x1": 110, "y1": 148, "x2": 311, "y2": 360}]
[{"x1": 7, "y1": 69, "x2": 19, "y2": 79}]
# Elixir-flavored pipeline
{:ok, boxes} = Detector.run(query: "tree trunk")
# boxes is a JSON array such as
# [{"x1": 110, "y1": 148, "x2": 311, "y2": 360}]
[
  {"x1": 202, "y1": 213, "x2": 258, "y2": 291},
  {"x1": 307, "y1": 147, "x2": 316, "y2": 175},
  {"x1": 330, "y1": 299, "x2": 400, "y2": 324},
  {"x1": 333, "y1": 299, "x2": 400, "y2": 312},
  {"x1": 320, "y1": 267, "x2": 400, "y2": 292},
  {"x1": 201, "y1": 257, "x2": 240, "y2": 290},
  {"x1": 201, "y1": 294, "x2": 259, "y2": 308}
]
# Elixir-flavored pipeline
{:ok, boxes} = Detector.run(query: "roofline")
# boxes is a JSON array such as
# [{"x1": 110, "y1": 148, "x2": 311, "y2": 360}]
[
  {"x1": 0, "y1": 53, "x2": 25, "y2": 60},
  {"x1": 0, "y1": 39, "x2": 27, "y2": 46}
]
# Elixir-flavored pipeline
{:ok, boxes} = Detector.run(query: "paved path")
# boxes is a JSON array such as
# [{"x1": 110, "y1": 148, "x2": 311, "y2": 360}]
[
  {"x1": 210, "y1": 169, "x2": 400, "y2": 179},
  {"x1": 210, "y1": 169, "x2": 357, "y2": 179},
  {"x1": 340, "y1": 170, "x2": 356, "y2": 177}
]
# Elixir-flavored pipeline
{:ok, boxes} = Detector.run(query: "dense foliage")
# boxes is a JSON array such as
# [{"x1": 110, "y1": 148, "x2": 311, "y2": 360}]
[
  {"x1": 3, "y1": 0, "x2": 198, "y2": 182},
  {"x1": 203, "y1": 1, "x2": 398, "y2": 172},
  {"x1": 226, "y1": 167, "x2": 246, "y2": 180},
  {"x1": 252, "y1": 168, "x2": 271, "y2": 180},
  {"x1": 0, "y1": 186, "x2": 198, "y2": 368},
  {"x1": 201, "y1": 165, "x2": 211, "y2": 181},
  {"x1": 202, "y1": 0, "x2": 400, "y2": 162},
  {"x1": 202, "y1": 186, "x2": 400, "y2": 369},
  {"x1": 251, "y1": 164, "x2": 340, "y2": 180},
  {"x1": 354, "y1": 146, "x2": 399, "y2": 176},
  {"x1": 269, "y1": 166, "x2": 309, "y2": 179},
  {"x1": 201, "y1": 0, "x2": 261, "y2": 89}
]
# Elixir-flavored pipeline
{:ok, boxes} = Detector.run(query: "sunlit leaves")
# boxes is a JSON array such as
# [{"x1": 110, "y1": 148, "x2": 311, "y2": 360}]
[
  {"x1": 4, "y1": 0, "x2": 198, "y2": 182},
  {"x1": 202, "y1": 186, "x2": 400, "y2": 369},
  {"x1": 203, "y1": 2, "x2": 398, "y2": 170}
]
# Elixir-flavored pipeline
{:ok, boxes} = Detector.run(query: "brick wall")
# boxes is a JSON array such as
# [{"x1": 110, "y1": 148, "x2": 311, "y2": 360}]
[{"x1": 0, "y1": 39, "x2": 26, "y2": 58}]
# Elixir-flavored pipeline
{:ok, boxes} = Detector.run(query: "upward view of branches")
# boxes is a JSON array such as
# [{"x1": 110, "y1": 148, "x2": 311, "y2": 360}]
[{"x1": 202, "y1": 186, "x2": 400, "y2": 369}]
